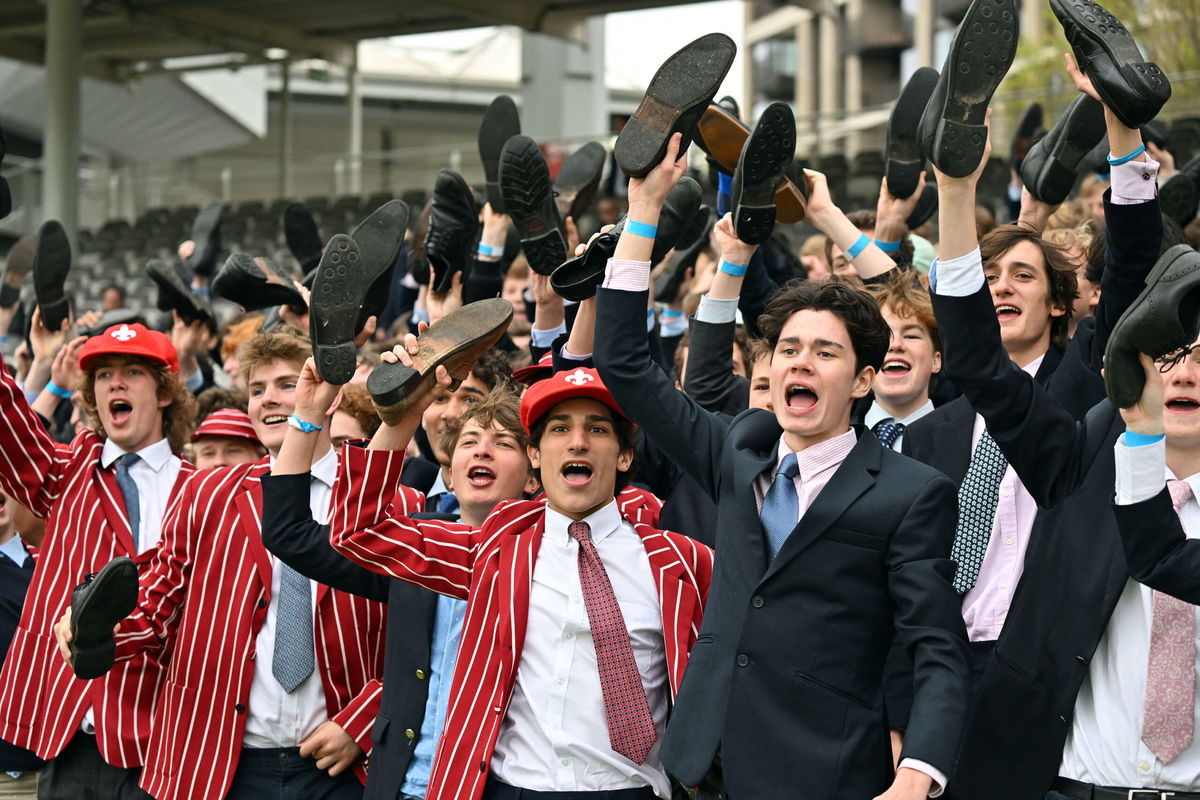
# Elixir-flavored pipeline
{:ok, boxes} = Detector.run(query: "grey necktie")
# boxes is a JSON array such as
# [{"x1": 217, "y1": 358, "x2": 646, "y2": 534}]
[
  {"x1": 272, "y1": 564, "x2": 315, "y2": 692},
  {"x1": 949, "y1": 429, "x2": 1008, "y2": 594},
  {"x1": 761, "y1": 453, "x2": 801, "y2": 559},
  {"x1": 114, "y1": 453, "x2": 141, "y2": 551}
]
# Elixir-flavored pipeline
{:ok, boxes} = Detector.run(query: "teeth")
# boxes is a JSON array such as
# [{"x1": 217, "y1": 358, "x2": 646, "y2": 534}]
[
  {"x1": 263, "y1": 415, "x2": 287, "y2": 424},
  {"x1": 884, "y1": 361, "x2": 909, "y2": 370},
  {"x1": 996, "y1": 305, "x2": 1019, "y2": 314}
]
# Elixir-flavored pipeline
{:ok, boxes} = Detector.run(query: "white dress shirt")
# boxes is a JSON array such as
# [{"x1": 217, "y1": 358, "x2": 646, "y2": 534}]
[
  {"x1": 863, "y1": 399, "x2": 935, "y2": 452},
  {"x1": 99, "y1": 438, "x2": 182, "y2": 554},
  {"x1": 490, "y1": 500, "x2": 671, "y2": 798},
  {"x1": 1059, "y1": 435, "x2": 1200, "y2": 788},
  {"x1": 242, "y1": 447, "x2": 337, "y2": 749}
]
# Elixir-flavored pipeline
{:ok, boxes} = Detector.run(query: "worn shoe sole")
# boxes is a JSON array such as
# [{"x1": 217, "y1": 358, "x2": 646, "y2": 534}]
[
  {"x1": 500, "y1": 135, "x2": 566, "y2": 276},
  {"x1": 732, "y1": 103, "x2": 796, "y2": 245},
  {"x1": 311, "y1": 235, "x2": 366, "y2": 385},
  {"x1": 478, "y1": 95, "x2": 521, "y2": 213},
  {"x1": 697, "y1": 105, "x2": 808, "y2": 223},
  {"x1": 922, "y1": 0, "x2": 1018, "y2": 178},
  {"x1": 1020, "y1": 94, "x2": 1106, "y2": 206},
  {"x1": 1050, "y1": 0, "x2": 1170, "y2": 130},
  {"x1": 33, "y1": 220, "x2": 72, "y2": 331},
  {"x1": 614, "y1": 33, "x2": 736, "y2": 178},
  {"x1": 886, "y1": 67, "x2": 940, "y2": 199},
  {"x1": 0, "y1": 235, "x2": 34, "y2": 309},
  {"x1": 285, "y1": 203, "x2": 323, "y2": 272},
  {"x1": 350, "y1": 200, "x2": 409, "y2": 331},
  {"x1": 555, "y1": 141, "x2": 607, "y2": 222},
  {"x1": 368, "y1": 298, "x2": 513, "y2": 423},
  {"x1": 212, "y1": 253, "x2": 307, "y2": 312},
  {"x1": 70, "y1": 557, "x2": 138, "y2": 681}
]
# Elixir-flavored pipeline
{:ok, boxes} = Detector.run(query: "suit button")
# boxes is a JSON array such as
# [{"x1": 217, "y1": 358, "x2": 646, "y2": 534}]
[
  {"x1": 257, "y1": 598, "x2": 267, "y2": 609},
  {"x1": 751, "y1": 595, "x2": 764, "y2": 608},
  {"x1": 479, "y1": 761, "x2": 487, "y2": 772},
  {"x1": 235, "y1": 703, "x2": 246, "y2": 714},
  {"x1": 415, "y1": 669, "x2": 427, "y2": 680},
  {"x1": 1075, "y1": 655, "x2": 1087, "y2": 664},
  {"x1": 405, "y1": 728, "x2": 416, "y2": 740},
  {"x1": 736, "y1": 653, "x2": 749, "y2": 667}
]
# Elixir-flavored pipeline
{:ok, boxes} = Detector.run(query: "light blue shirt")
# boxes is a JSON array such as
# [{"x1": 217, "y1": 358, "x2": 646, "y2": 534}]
[{"x1": 0, "y1": 535, "x2": 28, "y2": 567}]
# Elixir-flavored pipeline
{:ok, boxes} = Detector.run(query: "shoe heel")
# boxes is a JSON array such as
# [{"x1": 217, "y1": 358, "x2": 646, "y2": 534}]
[
  {"x1": 367, "y1": 360, "x2": 422, "y2": 408},
  {"x1": 933, "y1": 120, "x2": 988, "y2": 179},
  {"x1": 522, "y1": 232, "x2": 567, "y2": 276},
  {"x1": 316, "y1": 341, "x2": 358, "y2": 386},
  {"x1": 735, "y1": 206, "x2": 777, "y2": 246}
]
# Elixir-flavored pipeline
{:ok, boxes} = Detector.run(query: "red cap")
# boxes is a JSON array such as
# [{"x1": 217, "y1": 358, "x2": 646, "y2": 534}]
[
  {"x1": 191, "y1": 409, "x2": 260, "y2": 445},
  {"x1": 511, "y1": 350, "x2": 554, "y2": 386},
  {"x1": 79, "y1": 323, "x2": 180, "y2": 373},
  {"x1": 519, "y1": 367, "x2": 630, "y2": 434}
]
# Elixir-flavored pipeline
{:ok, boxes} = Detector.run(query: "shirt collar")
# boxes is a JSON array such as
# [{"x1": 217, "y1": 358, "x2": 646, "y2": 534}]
[
  {"x1": 429, "y1": 469, "x2": 450, "y2": 499},
  {"x1": 100, "y1": 437, "x2": 173, "y2": 471},
  {"x1": 0, "y1": 535, "x2": 28, "y2": 566},
  {"x1": 1021, "y1": 352, "x2": 1046, "y2": 378},
  {"x1": 543, "y1": 498, "x2": 623, "y2": 546},
  {"x1": 776, "y1": 428, "x2": 857, "y2": 482},
  {"x1": 864, "y1": 398, "x2": 935, "y2": 429}
]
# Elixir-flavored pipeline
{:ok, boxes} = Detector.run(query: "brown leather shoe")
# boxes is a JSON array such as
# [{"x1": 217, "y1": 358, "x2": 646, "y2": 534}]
[
  {"x1": 368, "y1": 298, "x2": 513, "y2": 425},
  {"x1": 697, "y1": 106, "x2": 807, "y2": 224}
]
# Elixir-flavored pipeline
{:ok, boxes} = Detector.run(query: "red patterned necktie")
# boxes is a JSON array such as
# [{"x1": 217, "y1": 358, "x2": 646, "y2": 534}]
[
  {"x1": 568, "y1": 520, "x2": 657, "y2": 764},
  {"x1": 1142, "y1": 478, "x2": 1196, "y2": 763}
]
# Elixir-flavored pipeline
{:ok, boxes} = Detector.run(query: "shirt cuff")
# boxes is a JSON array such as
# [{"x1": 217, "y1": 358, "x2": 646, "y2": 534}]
[
  {"x1": 1115, "y1": 433, "x2": 1168, "y2": 505},
  {"x1": 659, "y1": 315, "x2": 687, "y2": 338},
  {"x1": 930, "y1": 247, "x2": 985, "y2": 297},
  {"x1": 898, "y1": 759, "x2": 947, "y2": 798},
  {"x1": 561, "y1": 346, "x2": 590, "y2": 362},
  {"x1": 695, "y1": 294, "x2": 739, "y2": 324},
  {"x1": 1110, "y1": 155, "x2": 1160, "y2": 205},
  {"x1": 530, "y1": 322, "x2": 567, "y2": 349},
  {"x1": 602, "y1": 258, "x2": 652, "y2": 292}
]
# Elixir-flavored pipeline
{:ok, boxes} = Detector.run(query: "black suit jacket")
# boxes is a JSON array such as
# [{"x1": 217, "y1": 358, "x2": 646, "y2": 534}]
[
  {"x1": 260, "y1": 472, "x2": 445, "y2": 800},
  {"x1": 594, "y1": 286, "x2": 970, "y2": 800},
  {"x1": 1112, "y1": 488, "x2": 1200, "y2": 603}
]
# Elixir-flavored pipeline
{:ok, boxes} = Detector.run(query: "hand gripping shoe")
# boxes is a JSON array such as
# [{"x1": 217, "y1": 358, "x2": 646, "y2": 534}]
[
  {"x1": 185, "y1": 201, "x2": 226, "y2": 278},
  {"x1": 32, "y1": 220, "x2": 72, "y2": 331},
  {"x1": 1019, "y1": 93, "x2": 1107, "y2": 206},
  {"x1": 70, "y1": 557, "x2": 139, "y2": 680}
]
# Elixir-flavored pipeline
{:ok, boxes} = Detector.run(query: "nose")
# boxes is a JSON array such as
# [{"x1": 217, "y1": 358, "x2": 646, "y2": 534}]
[
  {"x1": 991, "y1": 271, "x2": 1014, "y2": 295},
  {"x1": 566, "y1": 426, "x2": 590, "y2": 452},
  {"x1": 1170, "y1": 354, "x2": 1199, "y2": 385}
]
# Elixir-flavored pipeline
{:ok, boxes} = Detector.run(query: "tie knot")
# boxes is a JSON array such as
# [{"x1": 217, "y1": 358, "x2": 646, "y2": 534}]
[
  {"x1": 1169, "y1": 478, "x2": 1193, "y2": 511},
  {"x1": 777, "y1": 452, "x2": 799, "y2": 481},
  {"x1": 568, "y1": 520, "x2": 592, "y2": 545},
  {"x1": 117, "y1": 453, "x2": 140, "y2": 471}
]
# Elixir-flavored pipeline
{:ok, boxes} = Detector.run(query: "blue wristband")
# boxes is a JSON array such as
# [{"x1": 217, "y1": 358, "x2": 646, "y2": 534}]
[
  {"x1": 846, "y1": 232, "x2": 871, "y2": 260},
  {"x1": 661, "y1": 308, "x2": 683, "y2": 318},
  {"x1": 717, "y1": 171, "x2": 733, "y2": 194},
  {"x1": 1107, "y1": 143, "x2": 1146, "y2": 166},
  {"x1": 874, "y1": 238, "x2": 901, "y2": 253},
  {"x1": 719, "y1": 260, "x2": 748, "y2": 277},
  {"x1": 626, "y1": 219, "x2": 657, "y2": 239},
  {"x1": 1124, "y1": 431, "x2": 1165, "y2": 447},
  {"x1": 45, "y1": 380, "x2": 72, "y2": 399},
  {"x1": 288, "y1": 414, "x2": 323, "y2": 434},
  {"x1": 477, "y1": 243, "x2": 496, "y2": 257}
]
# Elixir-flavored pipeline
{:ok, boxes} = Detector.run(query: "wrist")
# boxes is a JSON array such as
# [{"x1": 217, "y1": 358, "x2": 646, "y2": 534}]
[
  {"x1": 1125, "y1": 419, "x2": 1165, "y2": 437},
  {"x1": 807, "y1": 205, "x2": 844, "y2": 231},
  {"x1": 289, "y1": 412, "x2": 325, "y2": 433},
  {"x1": 626, "y1": 201, "x2": 663, "y2": 226}
]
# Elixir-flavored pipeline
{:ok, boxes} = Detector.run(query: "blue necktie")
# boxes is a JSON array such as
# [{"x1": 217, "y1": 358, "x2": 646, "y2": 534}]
[
  {"x1": 873, "y1": 420, "x2": 906, "y2": 450},
  {"x1": 114, "y1": 453, "x2": 141, "y2": 551},
  {"x1": 436, "y1": 492, "x2": 459, "y2": 514},
  {"x1": 273, "y1": 564, "x2": 315, "y2": 692},
  {"x1": 760, "y1": 453, "x2": 800, "y2": 559}
]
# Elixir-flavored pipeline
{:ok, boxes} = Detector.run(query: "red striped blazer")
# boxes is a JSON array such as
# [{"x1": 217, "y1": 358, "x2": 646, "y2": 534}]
[
  {"x1": 112, "y1": 459, "x2": 387, "y2": 800},
  {"x1": 0, "y1": 358, "x2": 193, "y2": 767},
  {"x1": 328, "y1": 444, "x2": 714, "y2": 800}
]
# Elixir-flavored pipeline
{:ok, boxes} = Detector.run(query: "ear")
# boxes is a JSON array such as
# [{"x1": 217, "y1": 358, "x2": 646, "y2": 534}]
[
  {"x1": 523, "y1": 475, "x2": 540, "y2": 496},
  {"x1": 1049, "y1": 301, "x2": 1068, "y2": 318},
  {"x1": 327, "y1": 389, "x2": 345, "y2": 417},
  {"x1": 527, "y1": 444, "x2": 541, "y2": 472},
  {"x1": 931, "y1": 351, "x2": 943, "y2": 375},
  {"x1": 444, "y1": 468, "x2": 455, "y2": 493},
  {"x1": 851, "y1": 366, "x2": 875, "y2": 399},
  {"x1": 616, "y1": 447, "x2": 635, "y2": 473}
]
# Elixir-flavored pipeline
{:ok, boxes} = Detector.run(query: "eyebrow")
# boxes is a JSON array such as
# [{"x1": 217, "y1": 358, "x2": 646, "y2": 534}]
[
  {"x1": 546, "y1": 412, "x2": 613, "y2": 424},
  {"x1": 459, "y1": 385, "x2": 486, "y2": 397},
  {"x1": 778, "y1": 336, "x2": 846, "y2": 351}
]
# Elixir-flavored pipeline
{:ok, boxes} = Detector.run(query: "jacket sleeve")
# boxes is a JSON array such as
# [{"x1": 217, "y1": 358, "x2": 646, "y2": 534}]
[
  {"x1": 1112, "y1": 488, "x2": 1200, "y2": 603},
  {"x1": 260, "y1": 472, "x2": 390, "y2": 603},
  {"x1": 593, "y1": 287, "x2": 731, "y2": 500},
  {"x1": 683, "y1": 317, "x2": 749, "y2": 417},
  {"x1": 327, "y1": 444, "x2": 475, "y2": 600},
  {"x1": 0, "y1": 354, "x2": 70, "y2": 518},
  {"x1": 330, "y1": 678, "x2": 385, "y2": 753}
]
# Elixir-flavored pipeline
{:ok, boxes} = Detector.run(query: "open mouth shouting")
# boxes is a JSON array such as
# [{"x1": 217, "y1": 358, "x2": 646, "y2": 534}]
[
  {"x1": 1166, "y1": 395, "x2": 1200, "y2": 415},
  {"x1": 784, "y1": 383, "x2": 819, "y2": 414},
  {"x1": 995, "y1": 303, "x2": 1021, "y2": 323},
  {"x1": 108, "y1": 399, "x2": 134, "y2": 428},
  {"x1": 466, "y1": 465, "x2": 497, "y2": 488},
  {"x1": 879, "y1": 358, "x2": 912, "y2": 379},
  {"x1": 561, "y1": 460, "x2": 594, "y2": 488}
]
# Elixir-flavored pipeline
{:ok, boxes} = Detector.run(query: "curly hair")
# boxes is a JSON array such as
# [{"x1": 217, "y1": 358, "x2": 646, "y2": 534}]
[
  {"x1": 757, "y1": 278, "x2": 890, "y2": 373},
  {"x1": 237, "y1": 329, "x2": 312, "y2": 384},
  {"x1": 438, "y1": 385, "x2": 528, "y2": 466},
  {"x1": 78, "y1": 358, "x2": 197, "y2": 453},
  {"x1": 337, "y1": 383, "x2": 382, "y2": 439}
]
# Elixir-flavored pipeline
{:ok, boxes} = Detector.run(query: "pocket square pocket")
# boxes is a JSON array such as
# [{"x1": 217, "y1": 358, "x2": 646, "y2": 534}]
[{"x1": 823, "y1": 527, "x2": 886, "y2": 550}]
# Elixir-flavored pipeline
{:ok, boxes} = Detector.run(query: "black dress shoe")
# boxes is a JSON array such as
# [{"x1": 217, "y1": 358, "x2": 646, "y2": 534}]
[
  {"x1": 478, "y1": 95, "x2": 521, "y2": 213},
  {"x1": 905, "y1": 183, "x2": 939, "y2": 229},
  {"x1": 1050, "y1": 0, "x2": 1171, "y2": 130},
  {"x1": 310, "y1": 234, "x2": 372, "y2": 384},
  {"x1": 33, "y1": 220, "x2": 72, "y2": 331},
  {"x1": 732, "y1": 102, "x2": 796, "y2": 245},
  {"x1": 80, "y1": 309, "x2": 146, "y2": 338},
  {"x1": 0, "y1": 235, "x2": 34, "y2": 309},
  {"x1": 886, "y1": 67, "x2": 940, "y2": 199},
  {"x1": 368, "y1": 298, "x2": 513, "y2": 425},
  {"x1": 554, "y1": 142, "x2": 606, "y2": 222},
  {"x1": 654, "y1": 207, "x2": 714, "y2": 304},
  {"x1": 716, "y1": 95, "x2": 741, "y2": 122},
  {"x1": 1010, "y1": 102, "x2": 1045, "y2": 171},
  {"x1": 70, "y1": 557, "x2": 139, "y2": 680},
  {"x1": 147, "y1": 260, "x2": 208, "y2": 323},
  {"x1": 614, "y1": 33, "x2": 737, "y2": 178},
  {"x1": 211, "y1": 253, "x2": 306, "y2": 312},
  {"x1": 1105, "y1": 244, "x2": 1200, "y2": 408},
  {"x1": 918, "y1": 0, "x2": 1018, "y2": 178},
  {"x1": 551, "y1": 176, "x2": 704, "y2": 302},
  {"x1": 1020, "y1": 93, "x2": 1107, "y2": 206},
  {"x1": 1159, "y1": 173, "x2": 1197, "y2": 228},
  {"x1": 426, "y1": 169, "x2": 479, "y2": 293},
  {"x1": 349, "y1": 200, "x2": 410, "y2": 330},
  {"x1": 284, "y1": 203, "x2": 323, "y2": 273},
  {"x1": 500, "y1": 136, "x2": 566, "y2": 277},
  {"x1": 185, "y1": 201, "x2": 226, "y2": 278}
]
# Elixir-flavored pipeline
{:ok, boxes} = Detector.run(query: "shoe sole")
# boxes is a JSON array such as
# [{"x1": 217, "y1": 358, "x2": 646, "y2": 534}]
[
  {"x1": 349, "y1": 200, "x2": 409, "y2": 330},
  {"x1": 614, "y1": 33, "x2": 736, "y2": 178},
  {"x1": 70, "y1": 557, "x2": 138, "y2": 681},
  {"x1": 1022, "y1": 94, "x2": 1106, "y2": 205},
  {"x1": 285, "y1": 203, "x2": 323, "y2": 271},
  {"x1": 146, "y1": 260, "x2": 206, "y2": 321},
  {"x1": 478, "y1": 95, "x2": 521, "y2": 212},
  {"x1": 555, "y1": 141, "x2": 607, "y2": 222},
  {"x1": 732, "y1": 103, "x2": 795, "y2": 245},
  {"x1": 33, "y1": 220, "x2": 72, "y2": 331},
  {"x1": 427, "y1": 170, "x2": 477, "y2": 293},
  {"x1": 367, "y1": 298, "x2": 514, "y2": 420},
  {"x1": 926, "y1": 0, "x2": 1017, "y2": 178},
  {"x1": 886, "y1": 67, "x2": 940, "y2": 199},
  {"x1": 1050, "y1": 0, "x2": 1170, "y2": 130},
  {"x1": 697, "y1": 106, "x2": 807, "y2": 223},
  {"x1": 500, "y1": 136, "x2": 566, "y2": 276},
  {"x1": 187, "y1": 202, "x2": 225, "y2": 277},
  {"x1": 212, "y1": 254, "x2": 307, "y2": 312},
  {"x1": 311, "y1": 235, "x2": 366, "y2": 384}
]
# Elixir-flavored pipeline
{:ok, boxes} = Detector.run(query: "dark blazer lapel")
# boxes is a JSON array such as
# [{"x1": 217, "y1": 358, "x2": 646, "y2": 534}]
[
  {"x1": 93, "y1": 465, "x2": 137, "y2": 556},
  {"x1": 760, "y1": 432, "x2": 880, "y2": 584},
  {"x1": 1034, "y1": 346, "x2": 1063, "y2": 387},
  {"x1": 940, "y1": 399, "x2": 977, "y2": 483}
]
